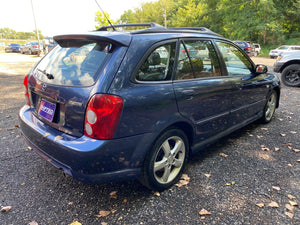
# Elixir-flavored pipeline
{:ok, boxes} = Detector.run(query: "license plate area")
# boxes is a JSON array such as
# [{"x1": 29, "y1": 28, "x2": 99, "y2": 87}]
[{"x1": 38, "y1": 99, "x2": 56, "y2": 122}]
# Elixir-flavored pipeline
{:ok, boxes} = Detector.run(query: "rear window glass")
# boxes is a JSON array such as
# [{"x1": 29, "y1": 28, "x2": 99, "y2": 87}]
[
  {"x1": 35, "y1": 41, "x2": 113, "y2": 86},
  {"x1": 235, "y1": 42, "x2": 247, "y2": 48}
]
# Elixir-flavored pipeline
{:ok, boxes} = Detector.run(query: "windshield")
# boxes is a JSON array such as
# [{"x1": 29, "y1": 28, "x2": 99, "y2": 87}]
[
  {"x1": 35, "y1": 41, "x2": 113, "y2": 86},
  {"x1": 278, "y1": 46, "x2": 289, "y2": 50}
]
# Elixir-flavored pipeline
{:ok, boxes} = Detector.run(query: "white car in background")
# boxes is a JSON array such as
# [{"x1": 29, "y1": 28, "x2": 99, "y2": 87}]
[{"x1": 269, "y1": 45, "x2": 300, "y2": 58}]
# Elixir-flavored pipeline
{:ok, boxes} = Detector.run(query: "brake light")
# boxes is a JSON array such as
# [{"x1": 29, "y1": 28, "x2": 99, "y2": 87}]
[
  {"x1": 246, "y1": 46, "x2": 252, "y2": 50},
  {"x1": 23, "y1": 75, "x2": 30, "y2": 106},
  {"x1": 33, "y1": 46, "x2": 38, "y2": 48},
  {"x1": 84, "y1": 94, "x2": 123, "y2": 140}
]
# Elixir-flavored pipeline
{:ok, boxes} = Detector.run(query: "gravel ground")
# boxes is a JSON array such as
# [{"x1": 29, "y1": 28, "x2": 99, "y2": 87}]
[{"x1": 0, "y1": 53, "x2": 299, "y2": 225}]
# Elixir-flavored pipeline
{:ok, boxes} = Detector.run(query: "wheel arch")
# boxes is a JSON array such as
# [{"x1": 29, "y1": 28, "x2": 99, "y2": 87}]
[
  {"x1": 272, "y1": 86, "x2": 280, "y2": 108},
  {"x1": 280, "y1": 61, "x2": 300, "y2": 73}
]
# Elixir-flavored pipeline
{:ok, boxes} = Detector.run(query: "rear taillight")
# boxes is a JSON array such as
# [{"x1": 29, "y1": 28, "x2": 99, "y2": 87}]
[
  {"x1": 33, "y1": 46, "x2": 38, "y2": 48},
  {"x1": 23, "y1": 75, "x2": 30, "y2": 106},
  {"x1": 245, "y1": 46, "x2": 252, "y2": 50},
  {"x1": 84, "y1": 94, "x2": 124, "y2": 140}
]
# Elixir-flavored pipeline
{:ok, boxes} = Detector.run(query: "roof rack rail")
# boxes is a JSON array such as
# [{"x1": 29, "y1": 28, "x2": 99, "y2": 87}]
[
  {"x1": 168, "y1": 27, "x2": 211, "y2": 32},
  {"x1": 96, "y1": 23, "x2": 165, "y2": 31}
]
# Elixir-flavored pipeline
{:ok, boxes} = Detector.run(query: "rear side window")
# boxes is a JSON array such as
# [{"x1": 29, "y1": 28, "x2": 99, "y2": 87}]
[
  {"x1": 176, "y1": 40, "x2": 221, "y2": 80},
  {"x1": 136, "y1": 42, "x2": 176, "y2": 81},
  {"x1": 35, "y1": 41, "x2": 113, "y2": 86}
]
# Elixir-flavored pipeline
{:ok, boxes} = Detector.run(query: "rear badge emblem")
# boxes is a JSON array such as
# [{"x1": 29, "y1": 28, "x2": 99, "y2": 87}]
[{"x1": 42, "y1": 83, "x2": 47, "y2": 91}]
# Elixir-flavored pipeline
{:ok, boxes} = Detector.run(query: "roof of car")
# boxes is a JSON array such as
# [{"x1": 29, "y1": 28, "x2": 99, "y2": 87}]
[{"x1": 54, "y1": 23, "x2": 223, "y2": 47}]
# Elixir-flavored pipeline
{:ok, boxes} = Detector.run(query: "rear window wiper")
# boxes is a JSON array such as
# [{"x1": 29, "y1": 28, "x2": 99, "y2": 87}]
[{"x1": 37, "y1": 68, "x2": 54, "y2": 80}]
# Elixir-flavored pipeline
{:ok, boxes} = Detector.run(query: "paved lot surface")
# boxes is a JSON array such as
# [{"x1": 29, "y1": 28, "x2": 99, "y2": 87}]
[{"x1": 0, "y1": 53, "x2": 299, "y2": 225}]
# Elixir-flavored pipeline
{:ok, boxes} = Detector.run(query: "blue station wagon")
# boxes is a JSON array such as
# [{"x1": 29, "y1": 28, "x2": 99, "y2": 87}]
[{"x1": 19, "y1": 23, "x2": 280, "y2": 191}]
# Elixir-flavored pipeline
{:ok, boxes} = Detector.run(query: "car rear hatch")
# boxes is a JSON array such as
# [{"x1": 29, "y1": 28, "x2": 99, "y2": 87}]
[{"x1": 26, "y1": 33, "x2": 130, "y2": 137}]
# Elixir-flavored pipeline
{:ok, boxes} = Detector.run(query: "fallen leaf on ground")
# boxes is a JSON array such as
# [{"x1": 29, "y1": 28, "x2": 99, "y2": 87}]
[
  {"x1": 44, "y1": 132, "x2": 50, "y2": 137},
  {"x1": 268, "y1": 201, "x2": 279, "y2": 208},
  {"x1": 288, "y1": 194, "x2": 296, "y2": 200},
  {"x1": 199, "y1": 208, "x2": 211, "y2": 216},
  {"x1": 272, "y1": 186, "x2": 281, "y2": 191},
  {"x1": 0, "y1": 206, "x2": 11, "y2": 213},
  {"x1": 175, "y1": 174, "x2": 190, "y2": 187},
  {"x1": 261, "y1": 128, "x2": 268, "y2": 131},
  {"x1": 288, "y1": 164, "x2": 293, "y2": 167},
  {"x1": 109, "y1": 191, "x2": 118, "y2": 199},
  {"x1": 257, "y1": 135, "x2": 264, "y2": 139},
  {"x1": 204, "y1": 173, "x2": 211, "y2": 178},
  {"x1": 69, "y1": 221, "x2": 82, "y2": 225},
  {"x1": 95, "y1": 210, "x2": 111, "y2": 218},
  {"x1": 285, "y1": 204, "x2": 295, "y2": 212},
  {"x1": 101, "y1": 222, "x2": 108, "y2": 225},
  {"x1": 280, "y1": 133, "x2": 286, "y2": 137},
  {"x1": 153, "y1": 191, "x2": 160, "y2": 196},
  {"x1": 274, "y1": 147, "x2": 280, "y2": 151},
  {"x1": 261, "y1": 145, "x2": 270, "y2": 151},
  {"x1": 289, "y1": 200, "x2": 298, "y2": 206},
  {"x1": 256, "y1": 203, "x2": 265, "y2": 208},
  {"x1": 29, "y1": 221, "x2": 39, "y2": 225},
  {"x1": 290, "y1": 131, "x2": 297, "y2": 134},
  {"x1": 293, "y1": 149, "x2": 300, "y2": 153},
  {"x1": 285, "y1": 212, "x2": 294, "y2": 219},
  {"x1": 219, "y1": 153, "x2": 228, "y2": 158}
]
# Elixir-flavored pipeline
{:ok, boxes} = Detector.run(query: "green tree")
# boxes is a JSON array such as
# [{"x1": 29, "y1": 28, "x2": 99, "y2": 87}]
[{"x1": 95, "y1": 11, "x2": 115, "y2": 29}]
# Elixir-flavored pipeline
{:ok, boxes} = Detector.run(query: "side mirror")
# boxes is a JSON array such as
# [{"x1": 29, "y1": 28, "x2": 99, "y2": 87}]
[{"x1": 255, "y1": 64, "x2": 268, "y2": 74}]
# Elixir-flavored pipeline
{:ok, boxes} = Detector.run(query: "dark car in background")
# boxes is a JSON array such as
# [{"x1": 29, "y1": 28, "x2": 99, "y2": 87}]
[
  {"x1": 234, "y1": 41, "x2": 256, "y2": 57},
  {"x1": 19, "y1": 23, "x2": 280, "y2": 191},
  {"x1": 20, "y1": 41, "x2": 42, "y2": 55},
  {"x1": 5, "y1": 43, "x2": 21, "y2": 53}
]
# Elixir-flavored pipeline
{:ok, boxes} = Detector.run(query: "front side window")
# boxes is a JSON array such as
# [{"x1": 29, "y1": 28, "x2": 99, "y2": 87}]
[
  {"x1": 136, "y1": 43, "x2": 176, "y2": 81},
  {"x1": 35, "y1": 41, "x2": 113, "y2": 86},
  {"x1": 176, "y1": 40, "x2": 221, "y2": 80},
  {"x1": 216, "y1": 42, "x2": 252, "y2": 76}
]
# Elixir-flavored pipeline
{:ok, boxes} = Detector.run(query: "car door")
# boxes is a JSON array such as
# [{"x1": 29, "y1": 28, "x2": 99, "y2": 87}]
[
  {"x1": 215, "y1": 41, "x2": 270, "y2": 125},
  {"x1": 173, "y1": 39, "x2": 233, "y2": 142}
]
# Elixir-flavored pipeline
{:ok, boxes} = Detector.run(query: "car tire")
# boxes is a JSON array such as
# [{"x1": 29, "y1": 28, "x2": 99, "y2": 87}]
[
  {"x1": 260, "y1": 90, "x2": 277, "y2": 124},
  {"x1": 140, "y1": 128, "x2": 189, "y2": 191},
  {"x1": 281, "y1": 64, "x2": 300, "y2": 87}
]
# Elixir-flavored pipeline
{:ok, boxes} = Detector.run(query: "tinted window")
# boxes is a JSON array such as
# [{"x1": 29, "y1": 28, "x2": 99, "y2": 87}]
[
  {"x1": 216, "y1": 42, "x2": 252, "y2": 76},
  {"x1": 136, "y1": 43, "x2": 176, "y2": 81},
  {"x1": 176, "y1": 40, "x2": 221, "y2": 80},
  {"x1": 35, "y1": 41, "x2": 113, "y2": 86}
]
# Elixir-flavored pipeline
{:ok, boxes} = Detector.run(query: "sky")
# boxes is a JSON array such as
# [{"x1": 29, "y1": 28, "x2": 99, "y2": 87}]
[{"x1": 0, "y1": 0, "x2": 154, "y2": 36}]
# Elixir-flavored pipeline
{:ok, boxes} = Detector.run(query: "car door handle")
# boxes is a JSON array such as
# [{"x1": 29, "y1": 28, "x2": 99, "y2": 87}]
[{"x1": 181, "y1": 89, "x2": 196, "y2": 96}]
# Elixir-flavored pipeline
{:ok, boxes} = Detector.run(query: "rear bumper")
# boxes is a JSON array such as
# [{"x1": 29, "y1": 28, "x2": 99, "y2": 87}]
[{"x1": 19, "y1": 105, "x2": 152, "y2": 184}]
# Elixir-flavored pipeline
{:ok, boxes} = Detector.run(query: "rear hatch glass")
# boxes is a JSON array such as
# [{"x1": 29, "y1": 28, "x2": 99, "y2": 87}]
[
  {"x1": 35, "y1": 41, "x2": 113, "y2": 86},
  {"x1": 29, "y1": 40, "x2": 115, "y2": 136}
]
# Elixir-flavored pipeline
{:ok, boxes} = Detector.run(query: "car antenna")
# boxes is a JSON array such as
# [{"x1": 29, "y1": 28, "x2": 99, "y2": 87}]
[{"x1": 94, "y1": 0, "x2": 116, "y2": 31}]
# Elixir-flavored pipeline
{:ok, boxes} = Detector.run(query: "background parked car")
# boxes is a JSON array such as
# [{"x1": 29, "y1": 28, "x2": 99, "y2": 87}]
[
  {"x1": 269, "y1": 45, "x2": 300, "y2": 58},
  {"x1": 254, "y1": 43, "x2": 261, "y2": 56},
  {"x1": 5, "y1": 43, "x2": 21, "y2": 53},
  {"x1": 20, "y1": 42, "x2": 43, "y2": 55},
  {"x1": 233, "y1": 41, "x2": 256, "y2": 57},
  {"x1": 273, "y1": 50, "x2": 300, "y2": 87},
  {"x1": 42, "y1": 37, "x2": 58, "y2": 54}
]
